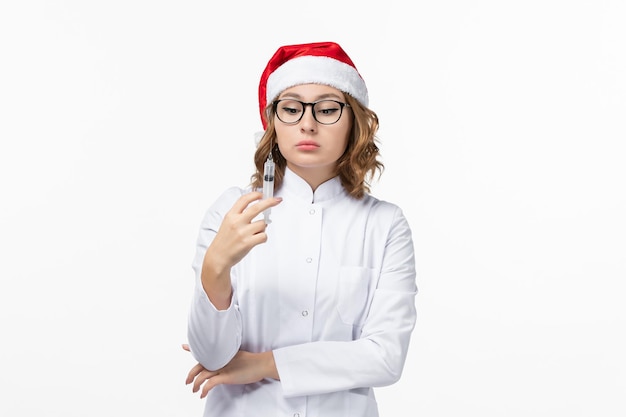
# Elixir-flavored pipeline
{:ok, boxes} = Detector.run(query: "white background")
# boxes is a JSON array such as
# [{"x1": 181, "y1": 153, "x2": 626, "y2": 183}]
[{"x1": 1, "y1": 1, "x2": 624, "y2": 416}]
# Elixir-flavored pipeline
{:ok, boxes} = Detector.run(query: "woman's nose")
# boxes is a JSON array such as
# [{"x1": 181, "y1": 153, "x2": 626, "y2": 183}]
[{"x1": 299, "y1": 104, "x2": 317, "y2": 132}]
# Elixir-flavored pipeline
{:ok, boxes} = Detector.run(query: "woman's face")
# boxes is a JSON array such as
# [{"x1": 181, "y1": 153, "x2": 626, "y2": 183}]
[{"x1": 274, "y1": 83, "x2": 352, "y2": 182}]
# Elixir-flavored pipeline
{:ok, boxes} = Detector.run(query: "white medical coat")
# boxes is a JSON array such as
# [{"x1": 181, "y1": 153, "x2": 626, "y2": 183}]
[{"x1": 188, "y1": 168, "x2": 417, "y2": 417}]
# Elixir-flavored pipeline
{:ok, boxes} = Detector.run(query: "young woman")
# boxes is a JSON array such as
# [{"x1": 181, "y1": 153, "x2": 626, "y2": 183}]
[{"x1": 185, "y1": 41, "x2": 417, "y2": 417}]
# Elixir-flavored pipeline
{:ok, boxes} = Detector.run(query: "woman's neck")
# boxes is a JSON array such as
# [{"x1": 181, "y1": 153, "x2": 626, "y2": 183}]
[{"x1": 286, "y1": 164, "x2": 337, "y2": 192}]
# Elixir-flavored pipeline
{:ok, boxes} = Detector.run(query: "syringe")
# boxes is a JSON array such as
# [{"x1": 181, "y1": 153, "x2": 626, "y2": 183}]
[{"x1": 262, "y1": 154, "x2": 275, "y2": 224}]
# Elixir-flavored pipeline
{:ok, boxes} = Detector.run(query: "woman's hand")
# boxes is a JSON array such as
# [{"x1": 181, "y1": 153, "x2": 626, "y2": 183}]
[
  {"x1": 208, "y1": 192, "x2": 282, "y2": 269},
  {"x1": 184, "y1": 349, "x2": 279, "y2": 399},
  {"x1": 201, "y1": 192, "x2": 282, "y2": 308}
]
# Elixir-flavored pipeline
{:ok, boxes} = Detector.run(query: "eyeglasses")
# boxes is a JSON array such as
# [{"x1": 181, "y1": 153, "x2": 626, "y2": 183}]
[{"x1": 273, "y1": 99, "x2": 350, "y2": 125}]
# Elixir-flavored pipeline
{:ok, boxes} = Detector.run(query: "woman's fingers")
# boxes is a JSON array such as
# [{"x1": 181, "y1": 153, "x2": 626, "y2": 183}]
[
  {"x1": 240, "y1": 196, "x2": 283, "y2": 223},
  {"x1": 212, "y1": 195, "x2": 282, "y2": 266},
  {"x1": 229, "y1": 192, "x2": 282, "y2": 220},
  {"x1": 199, "y1": 375, "x2": 223, "y2": 398},
  {"x1": 186, "y1": 362, "x2": 223, "y2": 397},
  {"x1": 192, "y1": 369, "x2": 219, "y2": 394},
  {"x1": 185, "y1": 362, "x2": 206, "y2": 385},
  {"x1": 230, "y1": 191, "x2": 264, "y2": 214}
]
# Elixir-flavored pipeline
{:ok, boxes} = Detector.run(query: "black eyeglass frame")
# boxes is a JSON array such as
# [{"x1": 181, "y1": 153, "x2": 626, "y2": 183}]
[{"x1": 272, "y1": 99, "x2": 351, "y2": 125}]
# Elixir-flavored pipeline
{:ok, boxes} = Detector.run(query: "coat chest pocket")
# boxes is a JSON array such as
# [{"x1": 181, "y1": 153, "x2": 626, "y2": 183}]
[{"x1": 337, "y1": 266, "x2": 376, "y2": 326}]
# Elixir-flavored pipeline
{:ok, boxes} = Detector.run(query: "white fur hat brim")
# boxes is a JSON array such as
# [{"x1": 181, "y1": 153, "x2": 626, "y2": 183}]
[{"x1": 265, "y1": 55, "x2": 369, "y2": 107}]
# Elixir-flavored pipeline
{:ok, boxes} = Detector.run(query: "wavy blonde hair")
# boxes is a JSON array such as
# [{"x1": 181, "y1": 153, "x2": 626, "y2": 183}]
[{"x1": 251, "y1": 94, "x2": 383, "y2": 199}]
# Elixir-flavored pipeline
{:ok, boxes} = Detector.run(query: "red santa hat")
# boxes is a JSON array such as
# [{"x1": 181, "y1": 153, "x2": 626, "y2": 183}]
[{"x1": 258, "y1": 41, "x2": 369, "y2": 129}]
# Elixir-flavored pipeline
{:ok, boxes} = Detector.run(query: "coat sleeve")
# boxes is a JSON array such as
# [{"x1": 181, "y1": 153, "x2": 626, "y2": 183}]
[
  {"x1": 187, "y1": 187, "x2": 245, "y2": 371},
  {"x1": 272, "y1": 204, "x2": 418, "y2": 397}
]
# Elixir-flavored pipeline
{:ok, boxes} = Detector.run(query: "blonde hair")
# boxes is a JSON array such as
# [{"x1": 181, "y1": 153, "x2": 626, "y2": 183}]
[{"x1": 251, "y1": 94, "x2": 383, "y2": 199}]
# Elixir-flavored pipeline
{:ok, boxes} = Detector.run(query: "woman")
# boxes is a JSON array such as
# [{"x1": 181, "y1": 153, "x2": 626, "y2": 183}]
[{"x1": 185, "y1": 41, "x2": 417, "y2": 417}]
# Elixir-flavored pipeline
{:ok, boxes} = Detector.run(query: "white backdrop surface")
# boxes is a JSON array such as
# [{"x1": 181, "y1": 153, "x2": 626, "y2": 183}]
[{"x1": 1, "y1": 1, "x2": 625, "y2": 416}]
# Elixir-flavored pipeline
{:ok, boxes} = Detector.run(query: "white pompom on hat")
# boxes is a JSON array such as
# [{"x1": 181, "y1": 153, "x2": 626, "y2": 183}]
[{"x1": 258, "y1": 41, "x2": 369, "y2": 129}]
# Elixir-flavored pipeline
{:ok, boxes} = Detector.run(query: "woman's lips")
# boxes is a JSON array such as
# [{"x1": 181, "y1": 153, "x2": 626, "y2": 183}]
[{"x1": 296, "y1": 140, "x2": 319, "y2": 151}]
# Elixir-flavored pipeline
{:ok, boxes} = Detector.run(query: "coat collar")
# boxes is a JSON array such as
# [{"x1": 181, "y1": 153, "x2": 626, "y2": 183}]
[{"x1": 280, "y1": 167, "x2": 345, "y2": 203}]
